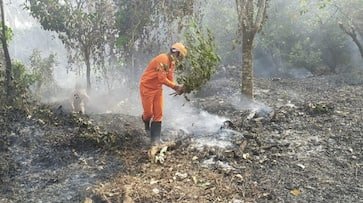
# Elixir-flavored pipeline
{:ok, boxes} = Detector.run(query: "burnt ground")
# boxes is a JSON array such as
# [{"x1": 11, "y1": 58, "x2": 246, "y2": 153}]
[{"x1": 0, "y1": 69, "x2": 362, "y2": 202}]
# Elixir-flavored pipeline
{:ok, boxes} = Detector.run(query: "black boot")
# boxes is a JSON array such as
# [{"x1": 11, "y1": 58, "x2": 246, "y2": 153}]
[
  {"x1": 150, "y1": 121, "x2": 162, "y2": 144},
  {"x1": 142, "y1": 116, "x2": 150, "y2": 131}
]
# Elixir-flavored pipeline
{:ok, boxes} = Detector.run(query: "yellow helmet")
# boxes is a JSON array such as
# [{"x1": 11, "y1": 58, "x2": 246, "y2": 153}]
[{"x1": 171, "y1": 42, "x2": 187, "y2": 58}]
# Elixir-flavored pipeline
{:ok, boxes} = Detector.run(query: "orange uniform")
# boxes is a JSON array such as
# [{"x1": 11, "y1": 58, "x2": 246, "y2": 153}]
[{"x1": 140, "y1": 53, "x2": 176, "y2": 122}]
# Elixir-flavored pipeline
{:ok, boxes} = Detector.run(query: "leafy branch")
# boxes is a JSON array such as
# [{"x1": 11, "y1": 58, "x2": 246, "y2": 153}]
[{"x1": 176, "y1": 20, "x2": 220, "y2": 94}]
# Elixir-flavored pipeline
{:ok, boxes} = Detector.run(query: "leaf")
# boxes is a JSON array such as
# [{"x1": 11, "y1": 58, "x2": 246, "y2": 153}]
[{"x1": 290, "y1": 188, "x2": 302, "y2": 196}]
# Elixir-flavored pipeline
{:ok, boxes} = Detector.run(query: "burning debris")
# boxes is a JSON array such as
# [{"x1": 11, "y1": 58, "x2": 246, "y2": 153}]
[
  {"x1": 147, "y1": 119, "x2": 246, "y2": 165},
  {"x1": 220, "y1": 120, "x2": 236, "y2": 130},
  {"x1": 245, "y1": 105, "x2": 275, "y2": 121}
]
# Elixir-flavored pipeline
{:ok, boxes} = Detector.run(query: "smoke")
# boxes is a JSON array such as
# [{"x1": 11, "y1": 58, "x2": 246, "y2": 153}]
[
  {"x1": 83, "y1": 85, "x2": 228, "y2": 134},
  {"x1": 86, "y1": 85, "x2": 142, "y2": 116},
  {"x1": 163, "y1": 88, "x2": 228, "y2": 134},
  {"x1": 6, "y1": 0, "x2": 75, "y2": 89}
]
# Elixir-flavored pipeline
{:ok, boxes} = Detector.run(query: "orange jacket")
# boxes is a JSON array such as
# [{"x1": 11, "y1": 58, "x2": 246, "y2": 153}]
[{"x1": 140, "y1": 53, "x2": 176, "y2": 90}]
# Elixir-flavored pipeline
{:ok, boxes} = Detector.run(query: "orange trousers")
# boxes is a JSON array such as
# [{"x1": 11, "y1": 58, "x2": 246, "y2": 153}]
[{"x1": 140, "y1": 85, "x2": 164, "y2": 122}]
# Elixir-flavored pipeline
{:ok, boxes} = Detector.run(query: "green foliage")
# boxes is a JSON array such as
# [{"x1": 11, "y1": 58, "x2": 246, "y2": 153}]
[
  {"x1": 0, "y1": 23, "x2": 13, "y2": 42},
  {"x1": 29, "y1": 49, "x2": 58, "y2": 97},
  {"x1": 11, "y1": 61, "x2": 38, "y2": 107},
  {"x1": 12, "y1": 61, "x2": 38, "y2": 89},
  {"x1": 257, "y1": 0, "x2": 356, "y2": 74},
  {"x1": 24, "y1": 0, "x2": 69, "y2": 38},
  {"x1": 317, "y1": 22, "x2": 353, "y2": 72},
  {"x1": 287, "y1": 37, "x2": 322, "y2": 70},
  {"x1": 176, "y1": 20, "x2": 220, "y2": 94},
  {"x1": 25, "y1": 0, "x2": 118, "y2": 89},
  {"x1": 115, "y1": 1, "x2": 152, "y2": 50},
  {"x1": 299, "y1": 0, "x2": 332, "y2": 15},
  {"x1": 114, "y1": 0, "x2": 197, "y2": 62},
  {"x1": 73, "y1": 116, "x2": 120, "y2": 149},
  {"x1": 201, "y1": 0, "x2": 238, "y2": 65}
]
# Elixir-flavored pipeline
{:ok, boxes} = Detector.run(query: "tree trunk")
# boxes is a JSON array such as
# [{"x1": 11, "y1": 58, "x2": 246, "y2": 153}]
[
  {"x1": 348, "y1": 31, "x2": 363, "y2": 58},
  {"x1": 236, "y1": 0, "x2": 268, "y2": 100},
  {"x1": 241, "y1": 33, "x2": 254, "y2": 98},
  {"x1": 351, "y1": 36, "x2": 363, "y2": 58},
  {"x1": 0, "y1": 0, "x2": 12, "y2": 103},
  {"x1": 339, "y1": 22, "x2": 363, "y2": 58},
  {"x1": 84, "y1": 49, "x2": 91, "y2": 91}
]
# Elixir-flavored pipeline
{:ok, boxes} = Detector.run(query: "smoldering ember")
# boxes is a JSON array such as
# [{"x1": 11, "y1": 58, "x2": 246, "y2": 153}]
[{"x1": 0, "y1": 0, "x2": 362, "y2": 203}]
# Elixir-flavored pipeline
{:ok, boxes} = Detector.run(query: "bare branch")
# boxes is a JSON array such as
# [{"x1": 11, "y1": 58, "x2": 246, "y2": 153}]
[
  {"x1": 254, "y1": 0, "x2": 268, "y2": 33},
  {"x1": 245, "y1": 0, "x2": 253, "y2": 31},
  {"x1": 339, "y1": 21, "x2": 363, "y2": 58}
]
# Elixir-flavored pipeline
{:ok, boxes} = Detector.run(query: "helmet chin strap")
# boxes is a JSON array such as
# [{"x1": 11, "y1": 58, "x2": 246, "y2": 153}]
[
  {"x1": 175, "y1": 51, "x2": 180, "y2": 58},
  {"x1": 170, "y1": 53, "x2": 177, "y2": 62}
]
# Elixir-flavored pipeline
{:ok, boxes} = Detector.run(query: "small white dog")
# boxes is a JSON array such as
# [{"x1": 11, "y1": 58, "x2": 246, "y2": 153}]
[{"x1": 71, "y1": 84, "x2": 90, "y2": 114}]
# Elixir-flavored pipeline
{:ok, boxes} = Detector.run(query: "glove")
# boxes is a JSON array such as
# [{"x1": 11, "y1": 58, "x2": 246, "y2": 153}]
[{"x1": 173, "y1": 85, "x2": 185, "y2": 95}]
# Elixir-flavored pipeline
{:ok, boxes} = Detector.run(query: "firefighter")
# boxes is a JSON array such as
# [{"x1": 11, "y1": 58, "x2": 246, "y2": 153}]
[{"x1": 139, "y1": 42, "x2": 187, "y2": 144}]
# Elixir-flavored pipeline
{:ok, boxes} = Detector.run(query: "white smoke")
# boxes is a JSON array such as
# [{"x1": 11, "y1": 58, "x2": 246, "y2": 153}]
[{"x1": 163, "y1": 88, "x2": 227, "y2": 134}]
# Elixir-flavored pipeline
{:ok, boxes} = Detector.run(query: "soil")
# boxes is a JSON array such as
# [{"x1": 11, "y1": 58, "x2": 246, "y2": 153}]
[{"x1": 0, "y1": 69, "x2": 362, "y2": 203}]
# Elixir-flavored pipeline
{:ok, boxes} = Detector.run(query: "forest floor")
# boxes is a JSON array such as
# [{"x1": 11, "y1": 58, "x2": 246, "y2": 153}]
[{"x1": 0, "y1": 69, "x2": 362, "y2": 203}]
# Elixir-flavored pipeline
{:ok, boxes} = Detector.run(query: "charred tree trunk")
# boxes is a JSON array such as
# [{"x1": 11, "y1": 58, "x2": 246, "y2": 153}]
[
  {"x1": 339, "y1": 22, "x2": 363, "y2": 58},
  {"x1": 0, "y1": 0, "x2": 12, "y2": 103}
]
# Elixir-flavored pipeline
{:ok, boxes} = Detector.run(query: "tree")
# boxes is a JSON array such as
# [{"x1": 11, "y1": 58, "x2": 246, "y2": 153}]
[
  {"x1": 0, "y1": 0, "x2": 13, "y2": 102},
  {"x1": 114, "y1": 0, "x2": 197, "y2": 85},
  {"x1": 258, "y1": 0, "x2": 358, "y2": 75},
  {"x1": 339, "y1": 22, "x2": 363, "y2": 58},
  {"x1": 29, "y1": 50, "x2": 58, "y2": 100},
  {"x1": 235, "y1": 0, "x2": 268, "y2": 99},
  {"x1": 26, "y1": 0, "x2": 118, "y2": 91},
  {"x1": 258, "y1": 1, "x2": 325, "y2": 75},
  {"x1": 198, "y1": 0, "x2": 239, "y2": 66},
  {"x1": 335, "y1": 0, "x2": 363, "y2": 58},
  {"x1": 304, "y1": 0, "x2": 363, "y2": 59},
  {"x1": 113, "y1": 1, "x2": 154, "y2": 84}
]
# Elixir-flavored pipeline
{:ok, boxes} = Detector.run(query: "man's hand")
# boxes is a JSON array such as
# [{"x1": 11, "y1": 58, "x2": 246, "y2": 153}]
[{"x1": 173, "y1": 85, "x2": 185, "y2": 95}]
